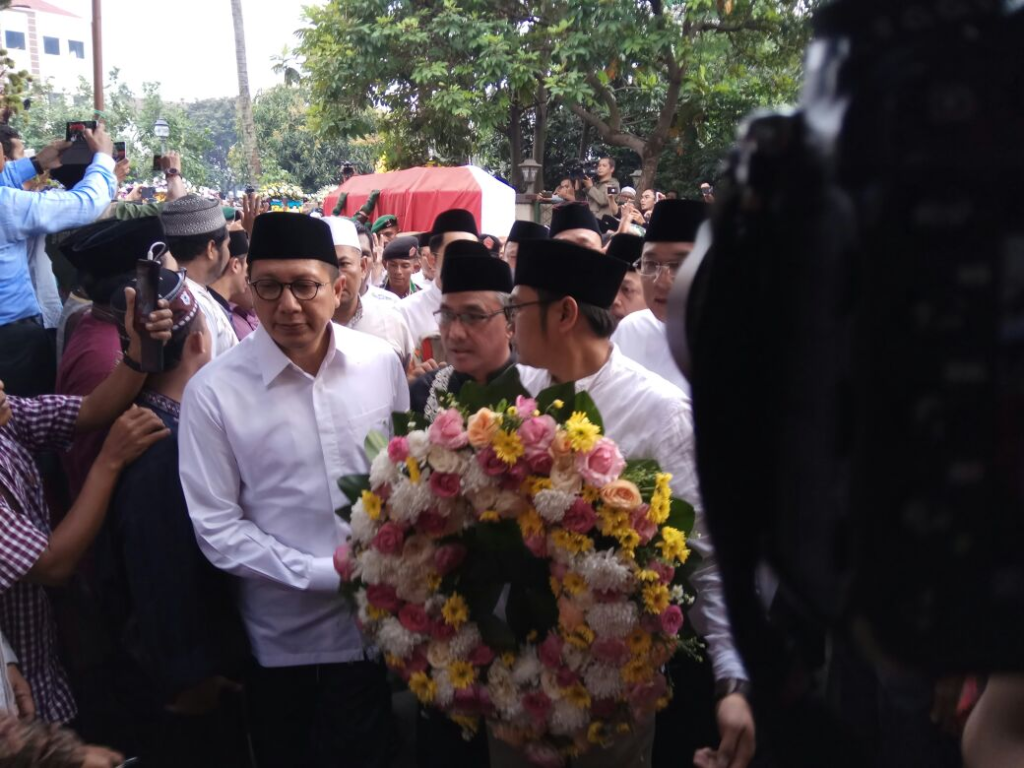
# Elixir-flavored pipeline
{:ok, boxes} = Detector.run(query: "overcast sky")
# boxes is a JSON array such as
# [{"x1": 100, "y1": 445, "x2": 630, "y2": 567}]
[{"x1": 58, "y1": 0, "x2": 318, "y2": 101}]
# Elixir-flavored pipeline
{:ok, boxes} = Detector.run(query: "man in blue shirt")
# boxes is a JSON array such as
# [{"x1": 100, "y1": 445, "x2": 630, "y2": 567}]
[{"x1": 0, "y1": 123, "x2": 117, "y2": 395}]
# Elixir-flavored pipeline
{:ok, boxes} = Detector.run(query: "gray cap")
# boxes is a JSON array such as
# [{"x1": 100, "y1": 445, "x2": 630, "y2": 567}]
[{"x1": 160, "y1": 194, "x2": 225, "y2": 237}]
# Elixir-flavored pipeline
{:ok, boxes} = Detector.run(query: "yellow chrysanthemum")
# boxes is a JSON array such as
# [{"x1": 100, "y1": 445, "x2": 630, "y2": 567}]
[
  {"x1": 524, "y1": 476, "x2": 553, "y2": 495},
  {"x1": 655, "y1": 472, "x2": 673, "y2": 495},
  {"x1": 409, "y1": 671, "x2": 437, "y2": 704},
  {"x1": 616, "y1": 722, "x2": 632, "y2": 735},
  {"x1": 518, "y1": 508, "x2": 545, "y2": 538},
  {"x1": 597, "y1": 508, "x2": 629, "y2": 537},
  {"x1": 565, "y1": 411, "x2": 601, "y2": 453},
  {"x1": 479, "y1": 510, "x2": 501, "y2": 522},
  {"x1": 565, "y1": 625, "x2": 595, "y2": 649},
  {"x1": 492, "y1": 429, "x2": 525, "y2": 465},
  {"x1": 361, "y1": 490, "x2": 382, "y2": 520},
  {"x1": 549, "y1": 576, "x2": 562, "y2": 598},
  {"x1": 622, "y1": 657, "x2": 654, "y2": 684},
  {"x1": 657, "y1": 527, "x2": 690, "y2": 564},
  {"x1": 627, "y1": 627, "x2": 652, "y2": 656},
  {"x1": 442, "y1": 593, "x2": 469, "y2": 628},
  {"x1": 588, "y1": 721, "x2": 611, "y2": 746},
  {"x1": 648, "y1": 498, "x2": 670, "y2": 525},
  {"x1": 563, "y1": 572, "x2": 587, "y2": 596},
  {"x1": 638, "y1": 569, "x2": 661, "y2": 583},
  {"x1": 551, "y1": 529, "x2": 594, "y2": 555},
  {"x1": 563, "y1": 683, "x2": 592, "y2": 710},
  {"x1": 367, "y1": 605, "x2": 390, "y2": 621},
  {"x1": 581, "y1": 486, "x2": 601, "y2": 504},
  {"x1": 617, "y1": 529, "x2": 641, "y2": 552},
  {"x1": 642, "y1": 583, "x2": 671, "y2": 615},
  {"x1": 405, "y1": 457, "x2": 421, "y2": 484},
  {"x1": 451, "y1": 715, "x2": 480, "y2": 735},
  {"x1": 448, "y1": 660, "x2": 477, "y2": 690},
  {"x1": 385, "y1": 653, "x2": 405, "y2": 669},
  {"x1": 426, "y1": 572, "x2": 442, "y2": 591},
  {"x1": 501, "y1": 652, "x2": 516, "y2": 668}
]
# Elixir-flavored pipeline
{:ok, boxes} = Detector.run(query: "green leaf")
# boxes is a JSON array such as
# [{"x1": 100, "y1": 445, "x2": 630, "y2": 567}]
[
  {"x1": 364, "y1": 430, "x2": 387, "y2": 461},
  {"x1": 392, "y1": 411, "x2": 411, "y2": 437},
  {"x1": 335, "y1": 504, "x2": 353, "y2": 523},
  {"x1": 666, "y1": 498, "x2": 696, "y2": 536},
  {"x1": 456, "y1": 366, "x2": 531, "y2": 414},
  {"x1": 536, "y1": 381, "x2": 576, "y2": 421},
  {"x1": 337, "y1": 473, "x2": 370, "y2": 506},
  {"x1": 573, "y1": 390, "x2": 605, "y2": 433}
]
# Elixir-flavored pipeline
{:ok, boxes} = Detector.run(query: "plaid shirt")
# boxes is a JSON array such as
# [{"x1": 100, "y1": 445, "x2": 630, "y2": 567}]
[{"x1": 0, "y1": 395, "x2": 82, "y2": 723}]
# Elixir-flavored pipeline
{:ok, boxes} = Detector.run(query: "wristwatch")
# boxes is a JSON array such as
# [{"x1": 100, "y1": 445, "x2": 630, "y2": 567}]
[
  {"x1": 714, "y1": 678, "x2": 752, "y2": 702},
  {"x1": 30, "y1": 157, "x2": 44, "y2": 176},
  {"x1": 165, "y1": 168, "x2": 181, "y2": 177}
]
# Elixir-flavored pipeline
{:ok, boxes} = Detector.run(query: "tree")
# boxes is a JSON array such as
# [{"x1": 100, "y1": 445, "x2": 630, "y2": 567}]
[{"x1": 231, "y1": 0, "x2": 262, "y2": 182}]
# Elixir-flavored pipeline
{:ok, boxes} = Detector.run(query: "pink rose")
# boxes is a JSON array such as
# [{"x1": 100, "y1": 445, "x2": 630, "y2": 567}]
[
  {"x1": 366, "y1": 583, "x2": 401, "y2": 613},
  {"x1": 592, "y1": 637, "x2": 629, "y2": 666},
  {"x1": 431, "y1": 619, "x2": 456, "y2": 641},
  {"x1": 469, "y1": 644, "x2": 495, "y2": 666},
  {"x1": 562, "y1": 499, "x2": 597, "y2": 534},
  {"x1": 387, "y1": 436, "x2": 409, "y2": 463},
  {"x1": 649, "y1": 561, "x2": 676, "y2": 585},
  {"x1": 575, "y1": 437, "x2": 626, "y2": 487},
  {"x1": 522, "y1": 690, "x2": 552, "y2": 723},
  {"x1": 333, "y1": 543, "x2": 356, "y2": 581},
  {"x1": 518, "y1": 415, "x2": 556, "y2": 448},
  {"x1": 538, "y1": 633, "x2": 563, "y2": 669},
  {"x1": 499, "y1": 461, "x2": 529, "y2": 491},
  {"x1": 398, "y1": 603, "x2": 431, "y2": 634},
  {"x1": 523, "y1": 533, "x2": 547, "y2": 558},
  {"x1": 454, "y1": 687, "x2": 479, "y2": 711},
  {"x1": 524, "y1": 447, "x2": 553, "y2": 475},
  {"x1": 635, "y1": 515, "x2": 659, "y2": 545},
  {"x1": 428, "y1": 471, "x2": 461, "y2": 498},
  {"x1": 406, "y1": 645, "x2": 429, "y2": 674},
  {"x1": 372, "y1": 522, "x2": 405, "y2": 555},
  {"x1": 659, "y1": 605, "x2": 684, "y2": 636},
  {"x1": 515, "y1": 395, "x2": 538, "y2": 419},
  {"x1": 433, "y1": 543, "x2": 467, "y2": 576},
  {"x1": 416, "y1": 509, "x2": 448, "y2": 537},
  {"x1": 476, "y1": 446, "x2": 506, "y2": 476},
  {"x1": 428, "y1": 408, "x2": 468, "y2": 450}
]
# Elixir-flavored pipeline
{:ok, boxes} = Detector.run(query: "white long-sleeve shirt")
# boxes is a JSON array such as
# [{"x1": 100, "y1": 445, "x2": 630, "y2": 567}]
[
  {"x1": 179, "y1": 322, "x2": 409, "y2": 667},
  {"x1": 396, "y1": 279, "x2": 441, "y2": 348},
  {"x1": 518, "y1": 345, "x2": 747, "y2": 682},
  {"x1": 611, "y1": 308, "x2": 691, "y2": 395},
  {"x1": 186, "y1": 278, "x2": 239, "y2": 359}
]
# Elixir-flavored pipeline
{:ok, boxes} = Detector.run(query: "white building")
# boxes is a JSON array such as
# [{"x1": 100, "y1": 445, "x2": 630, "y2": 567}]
[{"x1": 0, "y1": 0, "x2": 92, "y2": 95}]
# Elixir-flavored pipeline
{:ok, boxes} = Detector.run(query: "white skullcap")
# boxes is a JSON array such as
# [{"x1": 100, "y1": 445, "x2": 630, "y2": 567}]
[{"x1": 324, "y1": 216, "x2": 361, "y2": 249}]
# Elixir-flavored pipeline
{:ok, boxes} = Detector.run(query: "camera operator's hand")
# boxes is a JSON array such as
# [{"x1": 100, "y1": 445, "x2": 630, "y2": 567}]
[
  {"x1": 82, "y1": 123, "x2": 114, "y2": 158},
  {"x1": 35, "y1": 139, "x2": 72, "y2": 171},
  {"x1": 114, "y1": 158, "x2": 130, "y2": 186},
  {"x1": 124, "y1": 185, "x2": 143, "y2": 203},
  {"x1": 582, "y1": 175, "x2": 594, "y2": 189}
]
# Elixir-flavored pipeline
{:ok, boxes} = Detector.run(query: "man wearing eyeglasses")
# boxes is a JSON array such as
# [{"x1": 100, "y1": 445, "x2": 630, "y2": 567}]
[
  {"x1": 179, "y1": 213, "x2": 408, "y2": 768},
  {"x1": 409, "y1": 240, "x2": 514, "y2": 420},
  {"x1": 611, "y1": 200, "x2": 707, "y2": 395}
]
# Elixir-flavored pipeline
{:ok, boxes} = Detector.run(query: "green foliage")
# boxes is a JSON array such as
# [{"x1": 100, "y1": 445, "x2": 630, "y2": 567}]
[{"x1": 0, "y1": 44, "x2": 32, "y2": 119}]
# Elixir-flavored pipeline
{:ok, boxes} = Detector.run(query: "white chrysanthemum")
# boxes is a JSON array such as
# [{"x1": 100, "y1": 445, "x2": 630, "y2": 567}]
[
  {"x1": 389, "y1": 479, "x2": 432, "y2": 523},
  {"x1": 461, "y1": 458, "x2": 492, "y2": 493},
  {"x1": 427, "y1": 642, "x2": 452, "y2": 669},
  {"x1": 586, "y1": 602, "x2": 639, "y2": 639},
  {"x1": 449, "y1": 624, "x2": 482, "y2": 659},
  {"x1": 350, "y1": 503, "x2": 377, "y2": 546},
  {"x1": 541, "y1": 668, "x2": 563, "y2": 701},
  {"x1": 355, "y1": 591, "x2": 374, "y2": 626},
  {"x1": 578, "y1": 550, "x2": 633, "y2": 593},
  {"x1": 425, "y1": 594, "x2": 446, "y2": 613},
  {"x1": 670, "y1": 585, "x2": 685, "y2": 602},
  {"x1": 396, "y1": 574, "x2": 433, "y2": 604},
  {"x1": 533, "y1": 489, "x2": 576, "y2": 524},
  {"x1": 511, "y1": 647, "x2": 542, "y2": 687},
  {"x1": 407, "y1": 431, "x2": 431, "y2": 461},
  {"x1": 487, "y1": 664, "x2": 523, "y2": 719},
  {"x1": 427, "y1": 445, "x2": 463, "y2": 474},
  {"x1": 550, "y1": 699, "x2": 589, "y2": 736},
  {"x1": 370, "y1": 450, "x2": 399, "y2": 488},
  {"x1": 583, "y1": 663, "x2": 623, "y2": 699},
  {"x1": 356, "y1": 549, "x2": 397, "y2": 585},
  {"x1": 434, "y1": 669, "x2": 455, "y2": 707},
  {"x1": 562, "y1": 645, "x2": 587, "y2": 672},
  {"x1": 377, "y1": 617, "x2": 419, "y2": 658}
]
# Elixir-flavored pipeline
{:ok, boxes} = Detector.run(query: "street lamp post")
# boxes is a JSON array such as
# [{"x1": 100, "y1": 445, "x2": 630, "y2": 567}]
[
  {"x1": 519, "y1": 158, "x2": 542, "y2": 193},
  {"x1": 153, "y1": 117, "x2": 170, "y2": 159},
  {"x1": 631, "y1": 168, "x2": 643, "y2": 189},
  {"x1": 92, "y1": 0, "x2": 103, "y2": 112}
]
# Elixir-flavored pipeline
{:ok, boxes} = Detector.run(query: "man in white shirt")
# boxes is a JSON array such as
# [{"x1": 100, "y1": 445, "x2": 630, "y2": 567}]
[
  {"x1": 161, "y1": 195, "x2": 239, "y2": 358},
  {"x1": 327, "y1": 216, "x2": 415, "y2": 366},
  {"x1": 605, "y1": 233, "x2": 648, "y2": 323},
  {"x1": 179, "y1": 213, "x2": 408, "y2": 768},
  {"x1": 549, "y1": 201, "x2": 603, "y2": 251},
  {"x1": 612, "y1": 199, "x2": 707, "y2": 394},
  {"x1": 396, "y1": 208, "x2": 479, "y2": 353},
  {"x1": 504, "y1": 239, "x2": 755, "y2": 768}
]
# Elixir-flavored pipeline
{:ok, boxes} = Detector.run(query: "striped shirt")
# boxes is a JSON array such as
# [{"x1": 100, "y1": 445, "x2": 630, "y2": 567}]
[{"x1": 0, "y1": 395, "x2": 82, "y2": 723}]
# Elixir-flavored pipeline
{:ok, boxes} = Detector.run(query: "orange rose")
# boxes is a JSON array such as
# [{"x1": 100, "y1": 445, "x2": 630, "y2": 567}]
[
  {"x1": 558, "y1": 596, "x2": 586, "y2": 631},
  {"x1": 550, "y1": 429, "x2": 573, "y2": 460},
  {"x1": 467, "y1": 408, "x2": 501, "y2": 448},
  {"x1": 599, "y1": 479, "x2": 643, "y2": 510}
]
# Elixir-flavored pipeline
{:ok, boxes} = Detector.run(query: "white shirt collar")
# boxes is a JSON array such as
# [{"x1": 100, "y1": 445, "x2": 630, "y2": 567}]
[{"x1": 252, "y1": 321, "x2": 342, "y2": 387}]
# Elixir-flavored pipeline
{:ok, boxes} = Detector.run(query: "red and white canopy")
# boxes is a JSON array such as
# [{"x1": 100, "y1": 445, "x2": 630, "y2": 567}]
[{"x1": 324, "y1": 165, "x2": 516, "y2": 237}]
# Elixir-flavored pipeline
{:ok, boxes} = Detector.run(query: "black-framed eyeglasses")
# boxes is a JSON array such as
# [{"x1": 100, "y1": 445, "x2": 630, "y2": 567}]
[
  {"x1": 249, "y1": 278, "x2": 327, "y2": 301},
  {"x1": 634, "y1": 259, "x2": 683, "y2": 280},
  {"x1": 503, "y1": 300, "x2": 553, "y2": 321},
  {"x1": 433, "y1": 307, "x2": 507, "y2": 328}
]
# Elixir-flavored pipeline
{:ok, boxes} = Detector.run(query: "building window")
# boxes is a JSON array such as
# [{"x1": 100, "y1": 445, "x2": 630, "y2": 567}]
[
  {"x1": 43, "y1": 36, "x2": 60, "y2": 55},
  {"x1": 4, "y1": 31, "x2": 27, "y2": 50},
  {"x1": 68, "y1": 40, "x2": 85, "y2": 59}
]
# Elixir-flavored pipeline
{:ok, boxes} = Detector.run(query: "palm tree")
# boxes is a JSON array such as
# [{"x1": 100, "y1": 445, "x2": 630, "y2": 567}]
[{"x1": 231, "y1": 0, "x2": 262, "y2": 181}]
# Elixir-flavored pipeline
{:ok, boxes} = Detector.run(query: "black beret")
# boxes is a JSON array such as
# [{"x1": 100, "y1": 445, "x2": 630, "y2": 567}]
[
  {"x1": 442, "y1": 254, "x2": 513, "y2": 294},
  {"x1": 549, "y1": 202, "x2": 600, "y2": 238},
  {"x1": 61, "y1": 216, "x2": 166, "y2": 279},
  {"x1": 430, "y1": 208, "x2": 478, "y2": 238},
  {"x1": 508, "y1": 220, "x2": 549, "y2": 243},
  {"x1": 645, "y1": 199, "x2": 707, "y2": 243},
  {"x1": 606, "y1": 233, "x2": 643, "y2": 271},
  {"x1": 228, "y1": 230, "x2": 250, "y2": 258},
  {"x1": 247, "y1": 212, "x2": 337, "y2": 266},
  {"x1": 382, "y1": 236, "x2": 420, "y2": 261},
  {"x1": 514, "y1": 240, "x2": 626, "y2": 310}
]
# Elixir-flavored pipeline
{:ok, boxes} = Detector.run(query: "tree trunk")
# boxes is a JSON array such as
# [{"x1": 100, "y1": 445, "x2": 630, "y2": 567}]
[
  {"x1": 531, "y1": 83, "x2": 548, "y2": 194},
  {"x1": 508, "y1": 102, "x2": 523, "y2": 191},
  {"x1": 637, "y1": 149, "x2": 660, "y2": 192},
  {"x1": 231, "y1": 0, "x2": 262, "y2": 181}
]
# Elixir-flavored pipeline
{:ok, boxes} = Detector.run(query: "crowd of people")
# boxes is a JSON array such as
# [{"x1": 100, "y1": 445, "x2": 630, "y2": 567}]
[{"x1": 0, "y1": 121, "x2": 967, "y2": 768}]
